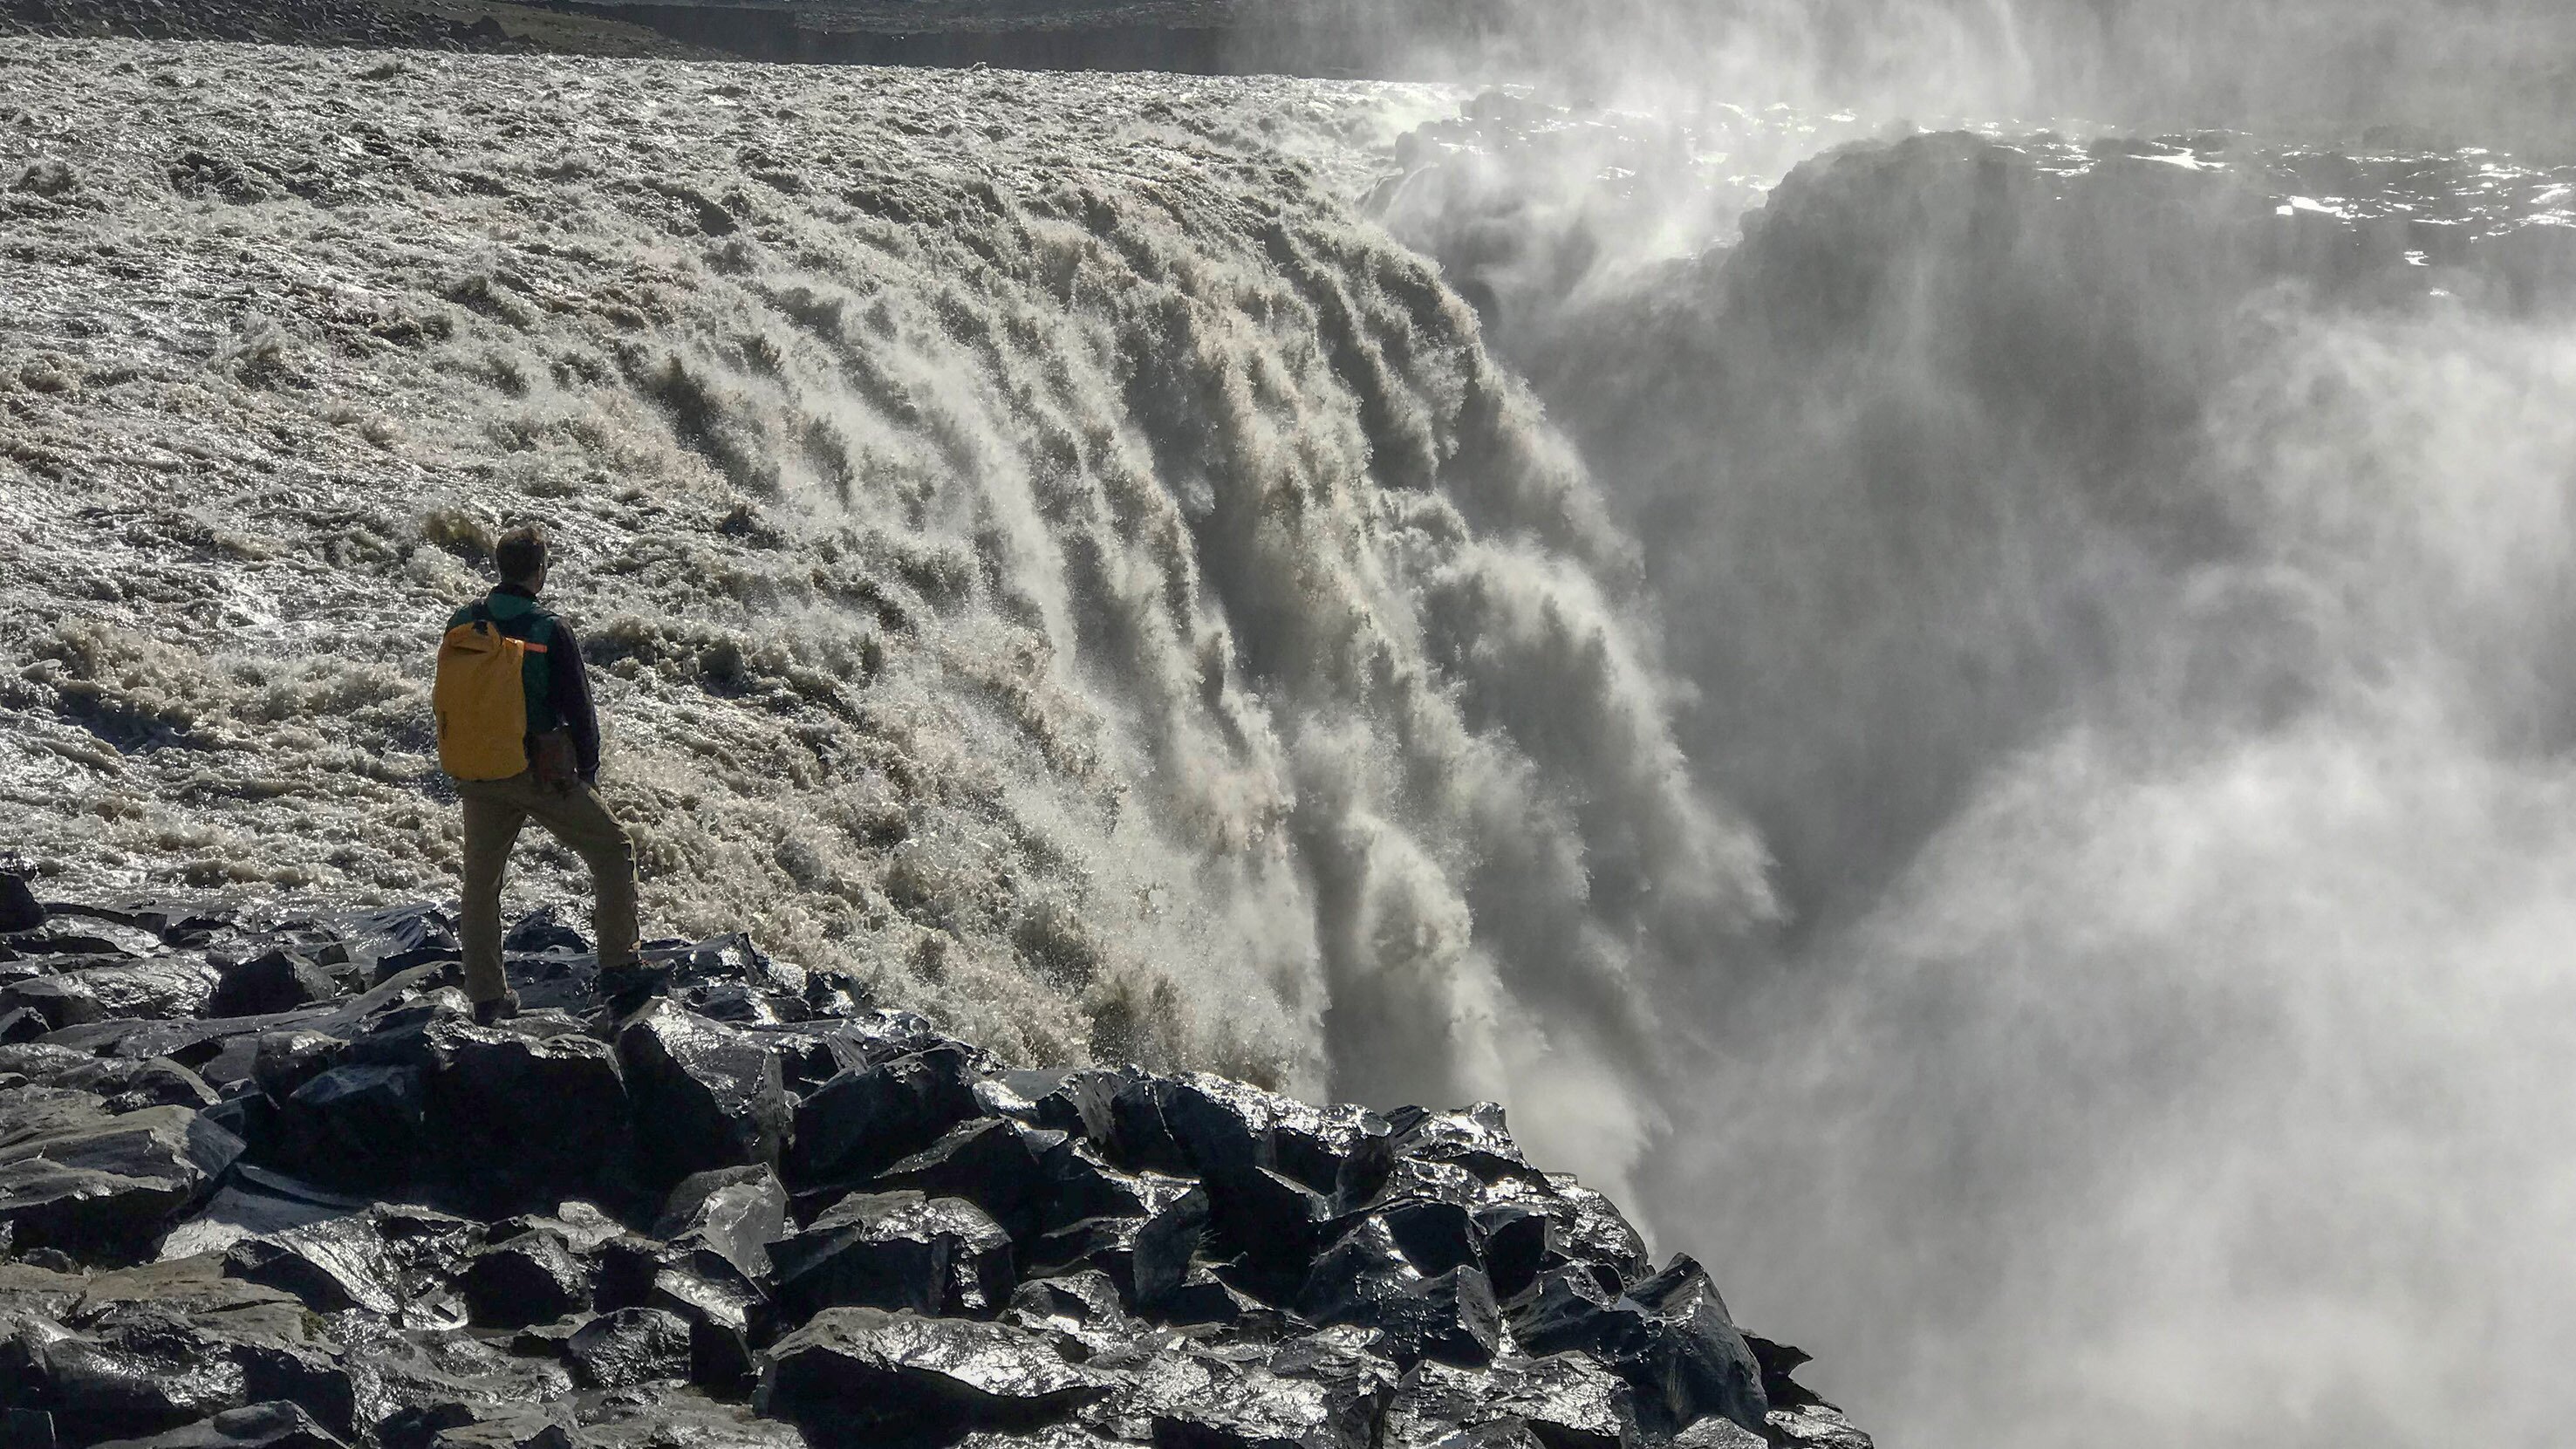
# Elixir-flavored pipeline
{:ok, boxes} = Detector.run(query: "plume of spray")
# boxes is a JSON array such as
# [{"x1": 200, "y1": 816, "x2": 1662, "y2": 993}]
[
  {"x1": 1371, "y1": 45, "x2": 2576, "y2": 1439},
  {"x1": 1379, "y1": 0, "x2": 2576, "y2": 153}
]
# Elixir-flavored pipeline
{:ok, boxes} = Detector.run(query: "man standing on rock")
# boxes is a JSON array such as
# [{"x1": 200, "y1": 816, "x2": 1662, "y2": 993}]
[{"x1": 434, "y1": 523, "x2": 644, "y2": 1026}]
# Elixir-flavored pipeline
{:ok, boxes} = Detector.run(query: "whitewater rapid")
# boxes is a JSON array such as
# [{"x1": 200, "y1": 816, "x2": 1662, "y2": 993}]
[{"x1": 9, "y1": 34, "x2": 2576, "y2": 1449}]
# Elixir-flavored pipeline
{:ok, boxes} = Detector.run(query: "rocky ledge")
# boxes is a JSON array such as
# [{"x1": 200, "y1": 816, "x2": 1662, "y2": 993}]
[{"x1": 0, "y1": 877, "x2": 1870, "y2": 1449}]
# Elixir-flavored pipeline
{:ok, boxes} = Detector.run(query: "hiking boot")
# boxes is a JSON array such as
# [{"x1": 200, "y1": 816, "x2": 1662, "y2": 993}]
[
  {"x1": 595, "y1": 960, "x2": 668, "y2": 1015},
  {"x1": 472, "y1": 991, "x2": 520, "y2": 1027}
]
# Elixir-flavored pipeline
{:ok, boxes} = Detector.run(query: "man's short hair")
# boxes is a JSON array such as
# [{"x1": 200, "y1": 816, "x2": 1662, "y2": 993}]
[{"x1": 495, "y1": 524, "x2": 548, "y2": 584}]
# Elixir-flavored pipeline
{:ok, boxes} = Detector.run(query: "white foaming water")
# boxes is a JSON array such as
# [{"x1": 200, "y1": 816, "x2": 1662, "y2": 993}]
[
  {"x1": 0, "y1": 42, "x2": 1759, "y2": 1205},
  {"x1": 10, "y1": 33, "x2": 2576, "y2": 1449}
]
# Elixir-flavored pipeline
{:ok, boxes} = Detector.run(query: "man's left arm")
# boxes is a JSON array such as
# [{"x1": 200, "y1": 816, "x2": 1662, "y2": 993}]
[{"x1": 548, "y1": 619, "x2": 605, "y2": 785}]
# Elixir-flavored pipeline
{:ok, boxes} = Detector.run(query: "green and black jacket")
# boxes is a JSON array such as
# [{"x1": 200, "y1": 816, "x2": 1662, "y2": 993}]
[{"x1": 446, "y1": 583, "x2": 603, "y2": 783}]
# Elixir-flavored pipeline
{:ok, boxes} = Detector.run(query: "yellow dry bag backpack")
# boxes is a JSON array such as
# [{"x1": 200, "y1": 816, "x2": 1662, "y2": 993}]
[{"x1": 433, "y1": 605, "x2": 541, "y2": 780}]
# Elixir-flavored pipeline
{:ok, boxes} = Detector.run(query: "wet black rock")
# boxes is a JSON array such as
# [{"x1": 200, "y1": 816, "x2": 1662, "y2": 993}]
[
  {"x1": 615, "y1": 1004, "x2": 786, "y2": 1189},
  {"x1": 1612, "y1": 1259, "x2": 1768, "y2": 1437},
  {"x1": 1473, "y1": 1203, "x2": 1550, "y2": 1300},
  {"x1": 757, "y1": 1307, "x2": 1109, "y2": 1447},
  {"x1": 10, "y1": 1258, "x2": 355, "y2": 1444},
  {"x1": 500, "y1": 909, "x2": 584, "y2": 958},
  {"x1": 331, "y1": 907, "x2": 458, "y2": 985},
  {"x1": 224, "y1": 1211, "x2": 416, "y2": 1316},
  {"x1": 1743, "y1": 1336, "x2": 1876, "y2": 1449},
  {"x1": 0, "y1": 978, "x2": 102, "y2": 1034},
  {"x1": 457, "y1": 1228, "x2": 591, "y2": 1328},
  {"x1": 566, "y1": 1308, "x2": 692, "y2": 1391},
  {"x1": 784, "y1": 1044, "x2": 981, "y2": 1188},
  {"x1": 418, "y1": 1024, "x2": 627, "y2": 1213},
  {"x1": 275, "y1": 1063, "x2": 423, "y2": 1190},
  {"x1": 0, "y1": 891, "x2": 1870, "y2": 1449},
  {"x1": 987, "y1": 1068, "x2": 1124, "y2": 1143},
  {"x1": 772, "y1": 1190, "x2": 1013, "y2": 1321},
  {"x1": 1511, "y1": 1258, "x2": 1766, "y2": 1439},
  {"x1": 208, "y1": 952, "x2": 340, "y2": 1021},
  {"x1": 250, "y1": 1033, "x2": 345, "y2": 1107},
  {"x1": 874, "y1": 1118, "x2": 1058, "y2": 1241},
  {"x1": 653, "y1": 1166, "x2": 789, "y2": 1282},
  {"x1": 1300, "y1": 1218, "x2": 1500, "y2": 1368},
  {"x1": 0, "y1": 1103, "x2": 242, "y2": 1259},
  {"x1": 94, "y1": 1400, "x2": 347, "y2": 1449},
  {"x1": 0, "y1": 875, "x2": 44, "y2": 935}
]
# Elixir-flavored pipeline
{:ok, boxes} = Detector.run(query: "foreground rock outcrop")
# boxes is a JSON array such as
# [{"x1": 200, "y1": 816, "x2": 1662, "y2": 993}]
[{"x1": 0, "y1": 881, "x2": 1870, "y2": 1449}]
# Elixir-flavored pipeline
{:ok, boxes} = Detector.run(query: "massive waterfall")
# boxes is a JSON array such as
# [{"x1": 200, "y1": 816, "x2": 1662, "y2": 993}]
[
  {"x1": 0, "y1": 44, "x2": 1768, "y2": 1198},
  {"x1": 6, "y1": 33, "x2": 2576, "y2": 1449}
]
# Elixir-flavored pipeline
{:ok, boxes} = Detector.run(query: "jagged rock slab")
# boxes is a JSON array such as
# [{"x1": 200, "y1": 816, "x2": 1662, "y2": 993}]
[{"x1": 757, "y1": 1307, "x2": 1111, "y2": 1446}]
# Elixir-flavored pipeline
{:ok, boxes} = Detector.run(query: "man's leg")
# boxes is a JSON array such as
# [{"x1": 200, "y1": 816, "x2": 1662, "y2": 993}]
[
  {"x1": 526, "y1": 783, "x2": 640, "y2": 969},
  {"x1": 457, "y1": 780, "x2": 529, "y2": 1006}
]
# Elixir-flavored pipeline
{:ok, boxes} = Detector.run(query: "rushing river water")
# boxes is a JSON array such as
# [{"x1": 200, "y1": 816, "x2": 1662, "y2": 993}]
[{"x1": 4, "y1": 37, "x2": 2574, "y2": 1447}]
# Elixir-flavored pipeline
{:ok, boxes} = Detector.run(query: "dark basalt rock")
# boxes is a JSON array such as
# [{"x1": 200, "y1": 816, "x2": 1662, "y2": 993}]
[
  {"x1": 785, "y1": 1045, "x2": 981, "y2": 1189},
  {"x1": 0, "y1": 1104, "x2": 243, "y2": 1259},
  {"x1": 1399, "y1": 1354, "x2": 1639, "y2": 1449},
  {"x1": 1386, "y1": 1104, "x2": 1532, "y2": 1186},
  {"x1": 636, "y1": 1261, "x2": 764, "y2": 1394},
  {"x1": 208, "y1": 951, "x2": 340, "y2": 1020},
  {"x1": 47, "y1": 958, "x2": 225, "y2": 1023},
  {"x1": 1145, "y1": 1264, "x2": 1270, "y2": 1331},
  {"x1": 457, "y1": 1229, "x2": 591, "y2": 1328},
  {"x1": 1301, "y1": 1217, "x2": 1501, "y2": 1367},
  {"x1": 502, "y1": 909, "x2": 585, "y2": 959},
  {"x1": 1033, "y1": 1140, "x2": 1162, "y2": 1232},
  {"x1": 1027, "y1": 1179, "x2": 1214, "y2": 1316},
  {"x1": 418, "y1": 1024, "x2": 627, "y2": 1212},
  {"x1": 1742, "y1": 1336, "x2": 1874, "y2": 1449},
  {"x1": 250, "y1": 1031, "x2": 342, "y2": 1105},
  {"x1": 2, "y1": 1049, "x2": 218, "y2": 1114},
  {"x1": 92, "y1": 1400, "x2": 348, "y2": 1449},
  {"x1": 772, "y1": 1190, "x2": 1014, "y2": 1321},
  {"x1": 873, "y1": 1118, "x2": 1059, "y2": 1241},
  {"x1": 328, "y1": 906, "x2": 459, "y2": 981},
  {"x1": 1670, "y1": 1416, "x2": 1769, "y2": 1448},
  {"x1": 0, "y1": 889, "x2": 1869, "y2": 1449},
  {"x1": 1374, "y1": 1198, "x2": 1480, "y2": 1278},
  {"x1": 756, "y1": 1307, "x2": 1110, "y2": 1447},
  {"x1": 1204, "y1": 1165, "x2": 1331, "y2": 1268},
  {"x1": 987, "y1": 1068, "x2": 1126, "y2": 1143},
  {"x1": 1473, "y1": 1205, "x2": 1550, "y2": 1301},
  {"x1": 1615, "y1": 1257, "x2": 1767, "y2": 1436},
  {"x1": 566, "y1": 1308, "x2": 692, "y2": 1391},
  {"x1": 224, "y1": 1213, "x2": 407, "y2": 1316},
  {"x1": 13, "y1": 1258, "x2": 355, "y2": 1444},
  {"x1": 1419, "y1": 1425, "x2": 1549, "y2": 1449},
  {"x1": 159, "y1": 1167, "x2": 375, "y2": 1262},
  {"x1": 0, "y1": 875, "x2": 44, "y2": 935},
  {"x1": 275, "y1": 1063, "x2": 423, "y2": 1190},
  {"x1": 0, "y1": 977, "x2": 104, "y2": 1033},
  {"x1": 653, "y1": 1166, "x2": 789, "y2": 1282},
  {"x1": 1102, "y1": 1076, "x2": 1187, "y2": 1175},
  {"x1": 615, "y1": 1004, "x2": 786, "y2": 1189},
  {"x1": 1510, "y1": 1257, "x2": 1766, "y2": 1438},
  {"x1": 1153, "y1": 1076, "x2": 1276, "y2": 1183},
  {"x1": 1104, "y1": 1343, "x2": 1378, "y2": 1449}
]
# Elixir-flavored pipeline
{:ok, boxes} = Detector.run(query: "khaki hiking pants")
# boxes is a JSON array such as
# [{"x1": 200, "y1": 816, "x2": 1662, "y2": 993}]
[{"x1": 456, "y1": 771, "x2": 639, "y2": 1004}]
